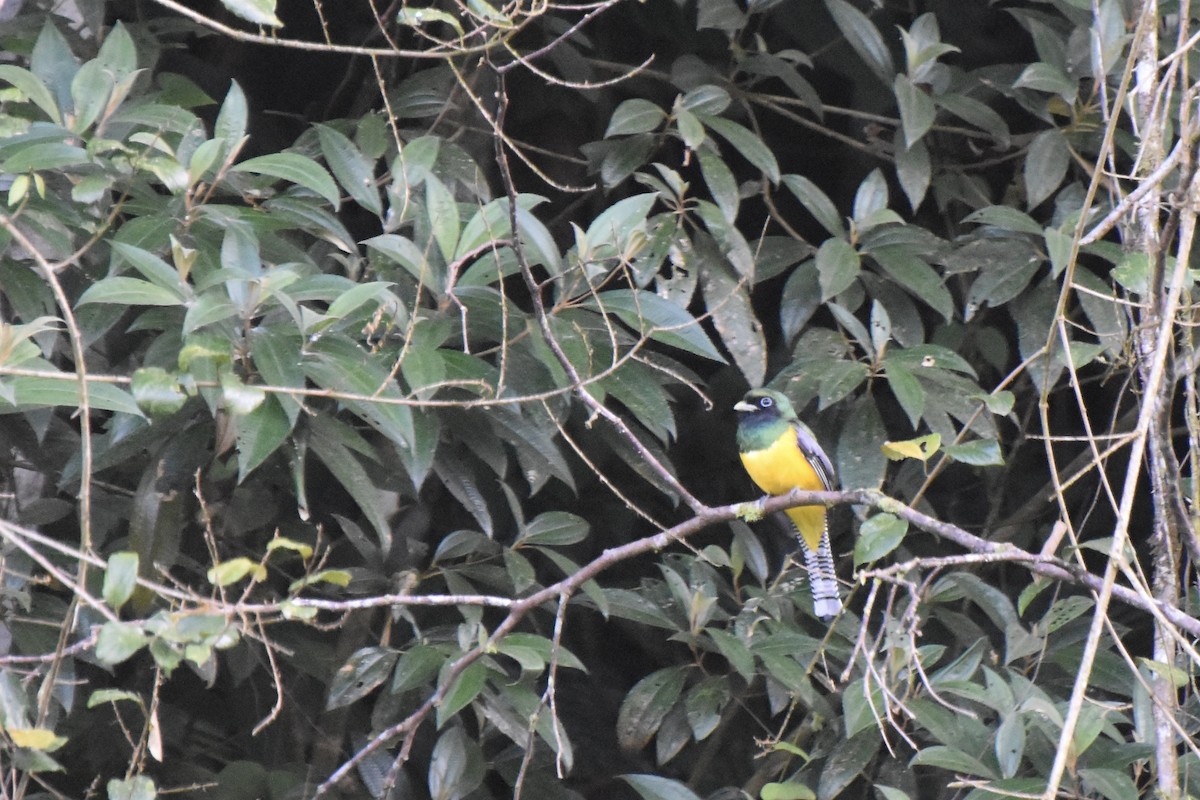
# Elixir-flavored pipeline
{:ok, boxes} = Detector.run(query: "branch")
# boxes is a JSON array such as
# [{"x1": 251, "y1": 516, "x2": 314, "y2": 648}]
[{"x1": 313, "y1": 482, "x2": 1200, "y2": 793}]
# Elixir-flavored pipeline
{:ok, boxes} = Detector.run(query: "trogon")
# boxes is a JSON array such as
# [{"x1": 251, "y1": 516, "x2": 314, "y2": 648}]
[{"x1": 734, "y1": 388, "x2": 842, "y2": 620}]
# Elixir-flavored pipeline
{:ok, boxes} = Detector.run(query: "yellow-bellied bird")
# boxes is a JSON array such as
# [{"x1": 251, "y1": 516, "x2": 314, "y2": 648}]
[{"x1": 734, "y1": 388, "x2": 842, "y2": 620}]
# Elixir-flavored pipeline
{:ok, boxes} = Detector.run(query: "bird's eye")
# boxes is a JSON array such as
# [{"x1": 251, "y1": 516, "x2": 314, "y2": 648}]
[{"x1": 759, "y1": 396, "x2": 773, "y2": 408}]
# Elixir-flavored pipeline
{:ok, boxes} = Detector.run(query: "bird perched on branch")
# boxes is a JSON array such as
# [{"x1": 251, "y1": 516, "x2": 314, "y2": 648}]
[{"x1": 734, "y1": 388, "x2": 842, "y2": 620}]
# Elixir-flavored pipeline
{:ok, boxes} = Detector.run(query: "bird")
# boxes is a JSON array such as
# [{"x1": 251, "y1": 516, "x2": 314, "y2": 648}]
[{"x1": 734, "y1": 388, "x2": 842, "y2": 620}]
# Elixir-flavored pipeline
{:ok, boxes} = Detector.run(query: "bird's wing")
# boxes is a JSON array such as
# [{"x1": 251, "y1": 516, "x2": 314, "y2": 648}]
[{"x1": 793, "y1": 421, "x2": 836, "y2": 491}]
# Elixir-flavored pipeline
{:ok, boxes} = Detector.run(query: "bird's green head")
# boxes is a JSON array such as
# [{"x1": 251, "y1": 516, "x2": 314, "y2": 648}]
[{"x1": 734, "y1": 389, "x2": 796, "y2": 450}]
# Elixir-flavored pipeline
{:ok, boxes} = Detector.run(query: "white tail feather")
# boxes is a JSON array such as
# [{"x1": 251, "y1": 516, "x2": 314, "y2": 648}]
[{"x1": 801, "y1": 527, "x2": 842, "y2": 621}]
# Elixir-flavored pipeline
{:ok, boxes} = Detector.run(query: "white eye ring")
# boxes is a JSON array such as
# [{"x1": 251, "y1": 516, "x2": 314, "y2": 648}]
[{"x1": 760, "y1": 396, "x2": 773, "y2": 408}]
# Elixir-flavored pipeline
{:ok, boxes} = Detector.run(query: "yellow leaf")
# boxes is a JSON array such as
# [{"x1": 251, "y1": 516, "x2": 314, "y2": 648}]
[
  {"x1": 8, "y1": 727, "x2": 67, "y2": 751},
  {"x1": 881, "y1": 433, "x2": 941, "y2": 462}
]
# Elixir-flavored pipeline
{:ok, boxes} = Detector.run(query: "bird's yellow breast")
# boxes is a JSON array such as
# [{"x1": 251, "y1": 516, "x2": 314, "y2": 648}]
[
  {"x1": 739, "y1": 428, "x2": 824, "y2": 495},
  {"x1": 739, "y1": 427, "x2": 827, "y2": 550}
]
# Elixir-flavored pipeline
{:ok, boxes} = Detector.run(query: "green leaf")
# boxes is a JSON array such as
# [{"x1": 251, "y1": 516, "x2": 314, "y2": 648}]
[
  {"x1": 517, "y1": 511, "x2": 590, "y2": 547},
  {"x1": 684, "y1": 676, "x2": 727, "y2": 740},
  {"x1": 980, "y1": 390, "x2": 1015, "y2": 416},
  {"x1": 816, "y1": 238, "x2": 860, "y2": 300},
  {"x1": 994, "y1": 713, "x2": 1025, "y2": 779},
  {"x1": 96, "y1": 621, "x2": 148, "y2": 665},
  {"x1": 708, "y1": 627, "x2": 754, "y2": 684},
  {"x1": 895, "y1": 138, "x2": 930, "y2": 210},
  {"x1": 1074, "y1": 267, "x2": 1126, "y2": 353},
  {"x1": 782, "y1": 175, "x2": 843, "y2": 237},
  {"x1": 762, "y1": 783, "x2": 817, "y2": 800},
  {"x1": 87, "y1": 689, "x2": 142, "y2": 708},
  {"x1": 1024, "y1": 128, "x2": 1069, "y2": 209},
  {"x1": 218, "y1": 0, "x2": 282, "y2": 26},
  {"x1": 231, "y1": 153, "x2": 340, "y2": 207},
  {"x1": 305, "y1": 336, "x2": 415, "y2": 454},
  {"x1": 869, "y1": 246, "x2": 953, "y2": 320},
  {"x1": 425, "y1": 175, "x2": 460, "y2": 263},
  {"x1": 70, "y1": 60, "x2": 114, "y2": 134},
  {"x1": 675, "y1": 106, "x2": 707, "y2": 149},
  {"x1": 944, "y1": 438, "x2": 1003, "y2": 466},
  {"x1": 621, "y1": 774, "x2": 703, "y2": 800},
  {"x1": 0, "y1": 65, "x2": 62, "y2": 123},
  {"x1": 938, "y1": 572, "x2": 1019, "y2": 633},
  {"x1": 936, "y1": 93, "x2": 1010, "y2": 145},
  {"x1": 235, "y1": 394, "x2": 292, "y2": 481},
  {"x1": 816, "y1": 729, "x2": 881, "y2": 800},
  {"x1": 365, "y1": 233, "x2": 439, "y2": 285},
  {"x1": 854, "y1": 169, "x2": 892, "y2": 227},
  {"x1": 0, "y1": 376, "x2": 142, "y2": 416},
  {"x1": 1, "y1": 142, "x2": 88, "y2": 172},
  {"x1": 288, "y1": 569, "x2": 352, "y2": 592},
  {"x1": 965, "y1": 258, "x2": 1041, "y2": 316},
  {"x1": 96, "y1": 23, "x2": 137, "y2": 79},
  {"x1": 854, "y1": 513, "x2": 908, "y2": 565},
  {"x1": 327, "y1": 647, "x2": 399, "y2": 709},
  {"x1": 700, "y1": 253, "x2": 766, "y2": 385},
  {"x1": 266, "y1": 536, "x2": 313, "y2": 559},
  {"x1": 911, "y1": 745, "x2": 995, "y2": 779},
  {"x1": 824, "y1": 0, "x2": 895, "y2": 83},
  {"x1": 316, "y1": 124, "x2": 382, "y2": 215},
  {"x1": 436, "y1": 660, "x2": 488, "y2": 728},
  {"x1": 894, "y1": 74, "x2": 936, "y2": 147},
  {"x1": 680, "y1": 85, "x2": 731, "y2": 114},
  {"x1": 616, "y1": 666, "x2": 689, "y2": 750},
  {"x1": 107, "y1": 775, "x2": 156, "y2": 800},
  {"x1": 103, "y1": 552, "x2": 139, "y2": 611},
  {"x1": 696, "y1": 0, "x2": 745, "y2": 31},
  {"x1": 697, "y1": 148, "x2": 739, "y2": 223},
  {"x1": 962, "y1": 206, "x2": 1043, "y2": 236},
  {"x1": 249, "y1": 326, "x2": 304, "y2": 422},
  {"x1": 111, "y1": 242, "x2": 188, "y2": 297},
  {"x1": 1077, "y1": 770, "x2": 1137, "y2": 800},
  {"x1": 696, "y1": 113, "x2": 780, "y2": 182},
  {"x1": 213, "y1": 81, "x2": 247, "y2": 152},
  {"x1": 396, "y1": 8, "x2": 465, "y2": 36},
  {"x1": 835, "y1": 393, "x2": 886, "y2": 487},
  {"x1": 598, "y1": 360, "x2": 676, "y2": 443},
  {"x1": 391, "y1": 645, "x2": 445, "y2": 694},
  {"x1": 219, "y1": 371, "x2": 265, "y2": 416},
  {"x1": 428, "y1": 726, "x2": 485, "y2": 800},
  {"x1": 606, "y1": 98, "x2": 666, "y2": 137},
  {"x1": 503, "y1": 549, "x2": 536, "y2": 592},
  {"x1": 131, "y1": 367, "x2": 187, "y2": 416},
  {"x1": 496, "y1": 632, "x2": 585, "y2": 673},
  {"x1": 601, "y1": 134, "x2": 657, "y2": 186},
  {"x1": 77, "y1": 277, "x2": 184, "y2": 307},
  {"x1": 885, "y1": 361, "x2": 924, "y2": 427},
  {"x1": 584, "y1": 192, "x2": 657, "y2": 255},
  {"x1": 780, "y1": 269, "x2": 823, "y2": 348},
  {"x1": 842, "y1": 677, "x2": 885, "y2": 739},
  {"x1": 30, "y1": 22, "x2": 78, "y2": 117},
  {"x1": 324, "y1": 280, "x2": 397, "y2": 321},
  {"x1": 739, "y1": 53, "x2": 823, "y2": 118},
  {"x1": 207, "y1": 557, "x2": 266, "y2": 587},
  {"x1": 307, "y1": 415, "x2": 391, "y2": 545},
  {"x1": 586, "y1": 289, "x2": 725, "y2": 361},
  {"x1": 1014, "y1": 62, "x2": 1077, "y2": 102}
]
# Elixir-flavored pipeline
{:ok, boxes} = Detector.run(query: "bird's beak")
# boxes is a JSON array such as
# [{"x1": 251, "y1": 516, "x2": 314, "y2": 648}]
[{"x1": 733, "y1": 401, "x2": 756, "y2": 412}]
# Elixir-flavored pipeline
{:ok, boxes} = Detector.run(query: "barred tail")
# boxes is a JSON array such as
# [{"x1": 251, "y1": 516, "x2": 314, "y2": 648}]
[{"x1": 801, "y1": 526, "x2": 842, "y2": 621}]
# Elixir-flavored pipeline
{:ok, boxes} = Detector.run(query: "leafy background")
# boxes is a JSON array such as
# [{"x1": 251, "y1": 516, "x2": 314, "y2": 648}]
[{"x1": 0, "y1": 0, "x2": 1195, "y2": 799}]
